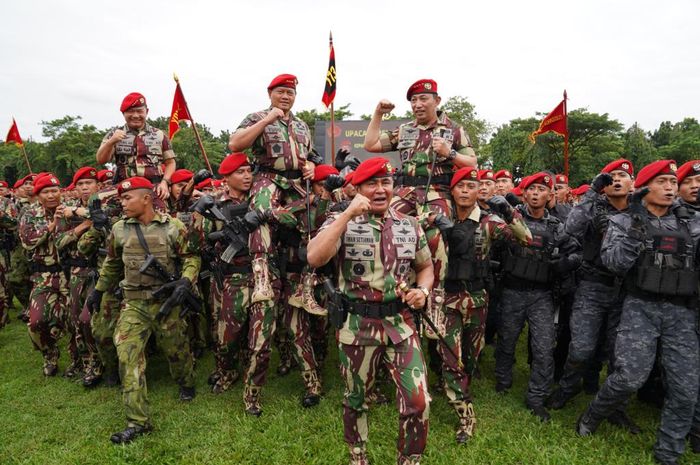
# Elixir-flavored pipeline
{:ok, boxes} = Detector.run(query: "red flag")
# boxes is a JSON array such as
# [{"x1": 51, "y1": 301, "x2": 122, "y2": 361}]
[
  {"x1": 321, "y1": 33, "x2": 336, "y2": 108},
  {"x1": 169, "y1": 82, "x2": 192, "y2": 140},
  {"x1": 529, "y1": 96, "x2": 568, "y2": 142},
  {"x1": 5, "y1": 118, "x2": 23, "y2": 146}
]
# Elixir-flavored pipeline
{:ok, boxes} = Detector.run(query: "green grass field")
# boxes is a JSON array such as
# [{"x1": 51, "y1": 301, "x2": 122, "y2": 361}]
[{"x1": 0, "y1": 306, "x2": 695, "y2": 465}]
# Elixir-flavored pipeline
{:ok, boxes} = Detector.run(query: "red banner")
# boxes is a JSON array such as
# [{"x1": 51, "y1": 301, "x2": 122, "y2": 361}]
[
  {"x1": 169, "y1": 83, "x2": 192, "y2": 140},
  {"x1": 5, "y1": 118, "x2": 23, "y2": 146},
  {"x1": 322, "y1": 39, "x2": 336, "y2": 108},
  {"x1": 529, "y1": 98, "x2": 567, "y2": 142}
]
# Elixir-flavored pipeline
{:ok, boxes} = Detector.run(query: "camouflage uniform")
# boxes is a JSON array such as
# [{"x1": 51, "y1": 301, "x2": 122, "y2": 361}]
[
  {"x1": 494, "y1": 205, "x2": 578, "y2": 410},
  {"x1": 100, "y1": 124, "x2": 176, "y2": 183},
  {"x1": 9, "y1": 197, "x2": 33, "y2": 314},
  {"x1": 377, "y1": 112, "x2": 475, "y2": 319},
  {"x1": 442, "y1": 206, "x2": 531, "y2": 432},
  {"x1": 582, "y1": 207, "x2": 700, "y2": 463},
  {"x1": 320, "y1": 207, "x2": 432, "y2": 464},
  {"x1": 554, "y1": 191, "x2": 628, "y2": 401},
  {"x1": 234, "y1": 108, "x2": 313, "y2": 302},
  {"x1": 0, "y1": 197, "x2": 18, "y2": 327},
  {"x1": 20, "y1": 204, "x2": 69, "y2": 373},
  {"x1": 94, "y1": 213, "x2": 199, "y2": 428}
]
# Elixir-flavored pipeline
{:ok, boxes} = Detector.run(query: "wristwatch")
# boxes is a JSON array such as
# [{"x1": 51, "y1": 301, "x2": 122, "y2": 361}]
[
  {"x1": 446, "y1": 149, "x2": 457, "y2": 161},
  {"x1": 416, "y1": 286, "x2": 430, "y2": 298}
]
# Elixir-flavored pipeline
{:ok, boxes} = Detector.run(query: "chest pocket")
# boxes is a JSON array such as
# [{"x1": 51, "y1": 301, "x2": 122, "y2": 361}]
[
  {"x1": 397, "y1": 127, "x2": 419, "y2": 150},
  {"x1": 343, "y1": 227, "x2": 377, "y2": 283},
  {"x1": 115, "y1": 136, "x2": 135, "y2": 162},
  {"x1": 122, "y1": 227, "x2": 173, "y2": 288},
  {"x1": 292, "y1": 121, "x2": 309, "y2": 147},
  {"x1": 392, "y1": 219, "x2": 417, "y2": 260}
]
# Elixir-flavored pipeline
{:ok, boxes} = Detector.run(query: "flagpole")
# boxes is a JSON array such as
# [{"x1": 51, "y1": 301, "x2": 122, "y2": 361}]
[
  {"x1": 563, "y1": 90, "x2": 569, "y2": 179},
  {"x1": 19, "y1": 144, "x2": 32, "y2": 173},
  {"x1": 328, "y1": 32, "x2": 336, "y2": 166},
  {"x1": 173, "y1": 74, "x2": 213, "y2": 173}
]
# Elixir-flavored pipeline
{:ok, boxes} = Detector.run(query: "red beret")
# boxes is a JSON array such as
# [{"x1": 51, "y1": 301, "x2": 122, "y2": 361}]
[
  {"x1": 406, "y1": 79, "x2": 438, "y2": 101},
  {"x1": 218, "y1": 153, "x2": 249, "y2": 176},
  {"x1": 343, "y1": 171, "x2": 354, "y2": 187},
  {"x1": 512, "y1": 186, "x2": 523, "y2": 196},
  {"x1": 494, "y1": 170, "x2": 512, "y2": 180},
  {"x1": 33, "y1": 173, "x2": 61, "y2": 195},
  {"x1": 676, "y1": 160, "x2": 700, "y2": 184},
  {"x1": 267, "y1": 74, "x2": 297, "y2": 91},
  {"x1": 195, "y1": 178, "x2": 213, "y2": 190},
  {"x1": 72, "y1": 166, "x2": 98, "y2": 185},
  {"x1": 634, "y1": 160, "x2": 677, "y2": 188},
  {"x1": 15, "y1": 173, "x2": 36, "y2": 189},
  {"x1": 521, "y1": 172, "x2": 553, "y2": 190},
  {"x1": 601, "y1": 159, "x2": 634, "y2": 176},
  {"x1": 213, "y1": 179, "x2": 224, "y2": 188},
  {"x1": 571, "y1": 184, "x2": 590, "y2": 196},
  {"x1": 450, "y1": 167, "x2": 479, "y2": 189},
  {"x1": 478, "y1": 169, "x2": 494, "y2": 181},
  {"x1": 171, "y1": 169, "x2": 193, "y2": 185},
  {"x1": 97, "y1": 169, "x2": 114, "y2": 183},
  {"x1": 313, "y1": 164, "x2": 339, "y2": 182},
  {"x1": 0, "y1": 181, "x2": 7, "y2": 188},
  {"x1": 555, "y1": 174, "x2": 568, "y2": 185},
  {"x1": 351, "y1": 157, "x2": 395, "y2": 186},
  {"x1": 67, "y1": 182, "x2": 75, "y2": 190},
  {"x1": 117, "y1": 176, "x2": 153, "y2": 195},
  {"x1": 120, "y1": 92, "x2": 147, "y2": 112}
]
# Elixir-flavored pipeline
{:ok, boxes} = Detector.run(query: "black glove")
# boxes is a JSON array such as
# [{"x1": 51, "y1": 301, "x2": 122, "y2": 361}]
[
  {"x1": 190, "y1": 195, "x2": 216, "y2": 215},
  {"x1": 307, "y1": 149, "x2": 324, "y2": 166},
  {"x1": 334, "y1": 147, "x2": 351, "y2": 170},
  {"x1": 432, "y1": 213, "x2": 454, "y2": 243},
  {"x1": 592, "y1": 212, "x2": 610, "y2": 236},
  {"x1": 243, "y1": 210, "x2": 270, "y2": 231},
  {"x1": 629, "y1": 187, "x2": 649, "y2": 231},
  {"x1": 487, "y1": 195, "x2": 514, "y2": 223},
  {"x1": 550, "y1": 254, "x2": 582, "y2": 273},
  {"x1": 89, "y1": 198, "x2": 109, "y2": 230},
  {"x1": 324, "y1": 174, "x2": 345, "y2": 192},
  {"x1": 505, "y1": 192, "x2": 522, "y2": 207},
  {"x1": 345, "y1": 156, "x2": 361, "y2": 171},
  {"x1": 193, "y1": 169, "x2": 212, "y2": 186},
  {"x1": 591, "y1": 173, "x2": 613, "y2": 194},
  {"x1": 153, "y1": 278, "x2": 191, "y2": 301},
  {"x1": 86, "y1": 289, "x2": 103, "y2": 314}
]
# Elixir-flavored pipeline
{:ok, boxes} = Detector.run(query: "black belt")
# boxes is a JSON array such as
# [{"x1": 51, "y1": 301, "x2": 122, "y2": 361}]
[
  {"x1": 341, "y1": 296, "x2": 404, "y2": 319},
  {"x1": 62, "y1": 257, "x2": 91, "y2": 268},
  {"x1": 579, "y1": 273, "x2": 616, "y2": 286},
  {"x1": 626, "y1": 288, "x2": 696, "y2": 308},
  {"x1": 30, "y1": 263, "x2": 62, "y2": 274},
  {"x1": 257, "y1": 166, "x2": 303, "y2": 180},
  {"x1": 220, "y1": 262, "x2": 252, "y2": 276},
  {"x1": 502, "y1": 275, "x2": 551, "y2": 291},
  {"x1": 394, "y1": 174, "x2": 452, "y2": 187},
  {"x1": 445, "y1": 279, "x2": 486, "y2": 294}
]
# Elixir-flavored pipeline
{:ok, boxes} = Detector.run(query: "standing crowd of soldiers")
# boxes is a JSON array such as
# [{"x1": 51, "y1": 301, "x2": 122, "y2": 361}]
[{"x1": 0, "y1": 75, "x2": 699, "y2": 465}]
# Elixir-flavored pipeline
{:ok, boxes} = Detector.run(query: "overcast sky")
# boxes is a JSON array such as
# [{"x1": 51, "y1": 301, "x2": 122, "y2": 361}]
[{"x1": 1, "y1": 0, "x2": 698, "y2": 143}]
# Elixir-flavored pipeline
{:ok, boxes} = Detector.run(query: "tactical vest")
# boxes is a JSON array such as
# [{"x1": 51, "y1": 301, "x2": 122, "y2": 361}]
[
  {"x1": 502, "y1": 216, "x2": 557, "y2": 284},
  {"x1": 260, "y1": 116, "x2": 310, "y2": 163},
  {"x1": 445, "y1": 212, "x2": 490, "y2": 292},
  {"x1": 627, "y1": 210, "x2": 698, "y2": 297},
  {"x1": 122, "y1": 222, "x2": 175, "y2": 289}
]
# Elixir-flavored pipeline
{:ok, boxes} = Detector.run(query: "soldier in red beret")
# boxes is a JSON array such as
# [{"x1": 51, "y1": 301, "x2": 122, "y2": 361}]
[
  {"x1": 676, "y1": 160, "x2": 700, "y2": 212},
  {"x1": 549, "y1": 159, "x2": 639, "y2": 426},
  {"x1": 494, "y1": 170, "x2": 514, "y2": 196},
  {"x1": 576, "y1": 160, "x2": 700, "y2": 464},
  {"x1": 363, "y1": 79, "x2": 478, "y2": 354},
  {"x1": 229, "y1": 73, "x2": 320, "y2": 307},
  {"x1": 97, "y1": 169, "x2": 114, "y2": 185},
  {"x1": 96, "y1": 92, "x2": 176, "y2": 202},
  {"x1": 308, "y1": 157, "x2": 434, "y2": 465},
  {"x1": 0, "y1": 182, "x2": 18, "y2": 329},
  {"x1": 477, "y1": 169, "x2": 496, "y2": 211},
  {"x1": 18, "y1": 173, "x2": 69, "y2": 376},
  {"x1": 8, "y1": 173, "x2": 37, "y2": 320}
]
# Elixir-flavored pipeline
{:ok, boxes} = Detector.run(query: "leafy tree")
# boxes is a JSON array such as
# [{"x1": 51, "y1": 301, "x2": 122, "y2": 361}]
[
  {"x1": 295, "y1": 103, "x2": 353, "y2": 137},
  {"x1": 148, "y1": 116, "x2": 226, "y2": 172},
  {"x1": 651, "y1": 118, "x2": 700, "y2": 163}
]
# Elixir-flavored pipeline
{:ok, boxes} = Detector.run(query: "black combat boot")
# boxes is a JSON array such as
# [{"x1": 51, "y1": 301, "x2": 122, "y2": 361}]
[
  {"x1": 607, "y1": 409, "x2": 641, "y2": 434},
  {"x1": 179, "y1": 385, "x2": 196, "y2": 402},
  {"x1": 547, "y1": 386, "x2": 580, "y2": 410},
  {"x1": 528, "y1": 404, "x2": 551, "y2": 422},
  {"x1": 575, "y1": 406, "x2": 603, "y2": 436},
  {"x1": 110, "y1": 424, "x2": 152, "y2": 444}
]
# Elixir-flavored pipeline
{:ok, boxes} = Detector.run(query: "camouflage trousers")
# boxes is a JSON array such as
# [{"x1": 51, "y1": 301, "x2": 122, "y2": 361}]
[
  {"x1": 587, "y1": 295, "x2": 699, "y2": 462},
  {"x1": 281, "y1": 273, "x2": 318, "y2": 374},
  {"x1": 558, "y1": 279, "x2": 623, "y2": 396},
  {"x1": 8, "y1": 246, "x2": 31, "y2": 312},
  {"x1": 391, "y1": 186, "x2": 450, "y2": 286},
  {"x1": 495, "y1": 287, "x2": 555, "y2": 407},
  {"x1": 90, "y1": 288, "x2": 121, "y2": 375},
  {"x1": 339, "y1": 332, "x2": 430, "y2": 459},
  {"x1": 114, "y1": 298, "x2": 195, "y2": 427},
  {"x1": 66, "y1": 268, "x2": 94, "y2": 367},
  {"x1": 27, "y1": 272, "x2": 68, "y2": 353},
  {"x1": 0, "y1": 251, "x2": 9, "y2": 328},
  {"x1": 210, "y1": 272, "x2": 251, "y2": 373},
  {"x1": 188, "y1": 278, "x2": 209, "y2": 355},
  {"x1": 248, "y1": 176, "x2": 303, "y2": 257}
]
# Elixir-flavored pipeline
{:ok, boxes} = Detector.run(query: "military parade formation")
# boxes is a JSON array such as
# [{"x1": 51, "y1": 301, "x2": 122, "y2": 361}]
[{"x1": 2, "y1": 75, "x2": 700, "y2": 465}]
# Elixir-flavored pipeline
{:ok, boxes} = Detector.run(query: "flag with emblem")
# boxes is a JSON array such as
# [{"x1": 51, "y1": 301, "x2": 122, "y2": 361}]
[
  {"x1": 529, "y1": 94, "x2": 568, "y2": 143},
  {"x1": 4, "y1": 118, "x2": 23, "y2": 146},
  {"x1": 169, "y1": 81, "x2": 192, "y2": 140},
  {"x1": 321, "y1": 32, "x2": 336, "y2": 108}
]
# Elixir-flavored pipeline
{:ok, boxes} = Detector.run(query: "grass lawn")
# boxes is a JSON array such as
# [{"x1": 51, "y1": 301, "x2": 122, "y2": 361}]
[{"x1": 0, "y1": 306, "x2": 693, "y2": 465}]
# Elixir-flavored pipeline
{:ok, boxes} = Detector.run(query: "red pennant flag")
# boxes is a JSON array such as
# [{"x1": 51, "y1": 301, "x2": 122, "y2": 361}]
[
  {"x1": 529, "y1": 96, "x2": 568, "y2": 142},
  {"x1": 321, "y1": 33, "x2": 336, "y2": 108},
  {"x1": 5, "y1": 118, "x2": 23, "y2": 146},
  {"x1": 169, "y1": 82, "x2": 192, "y2": 140}
]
